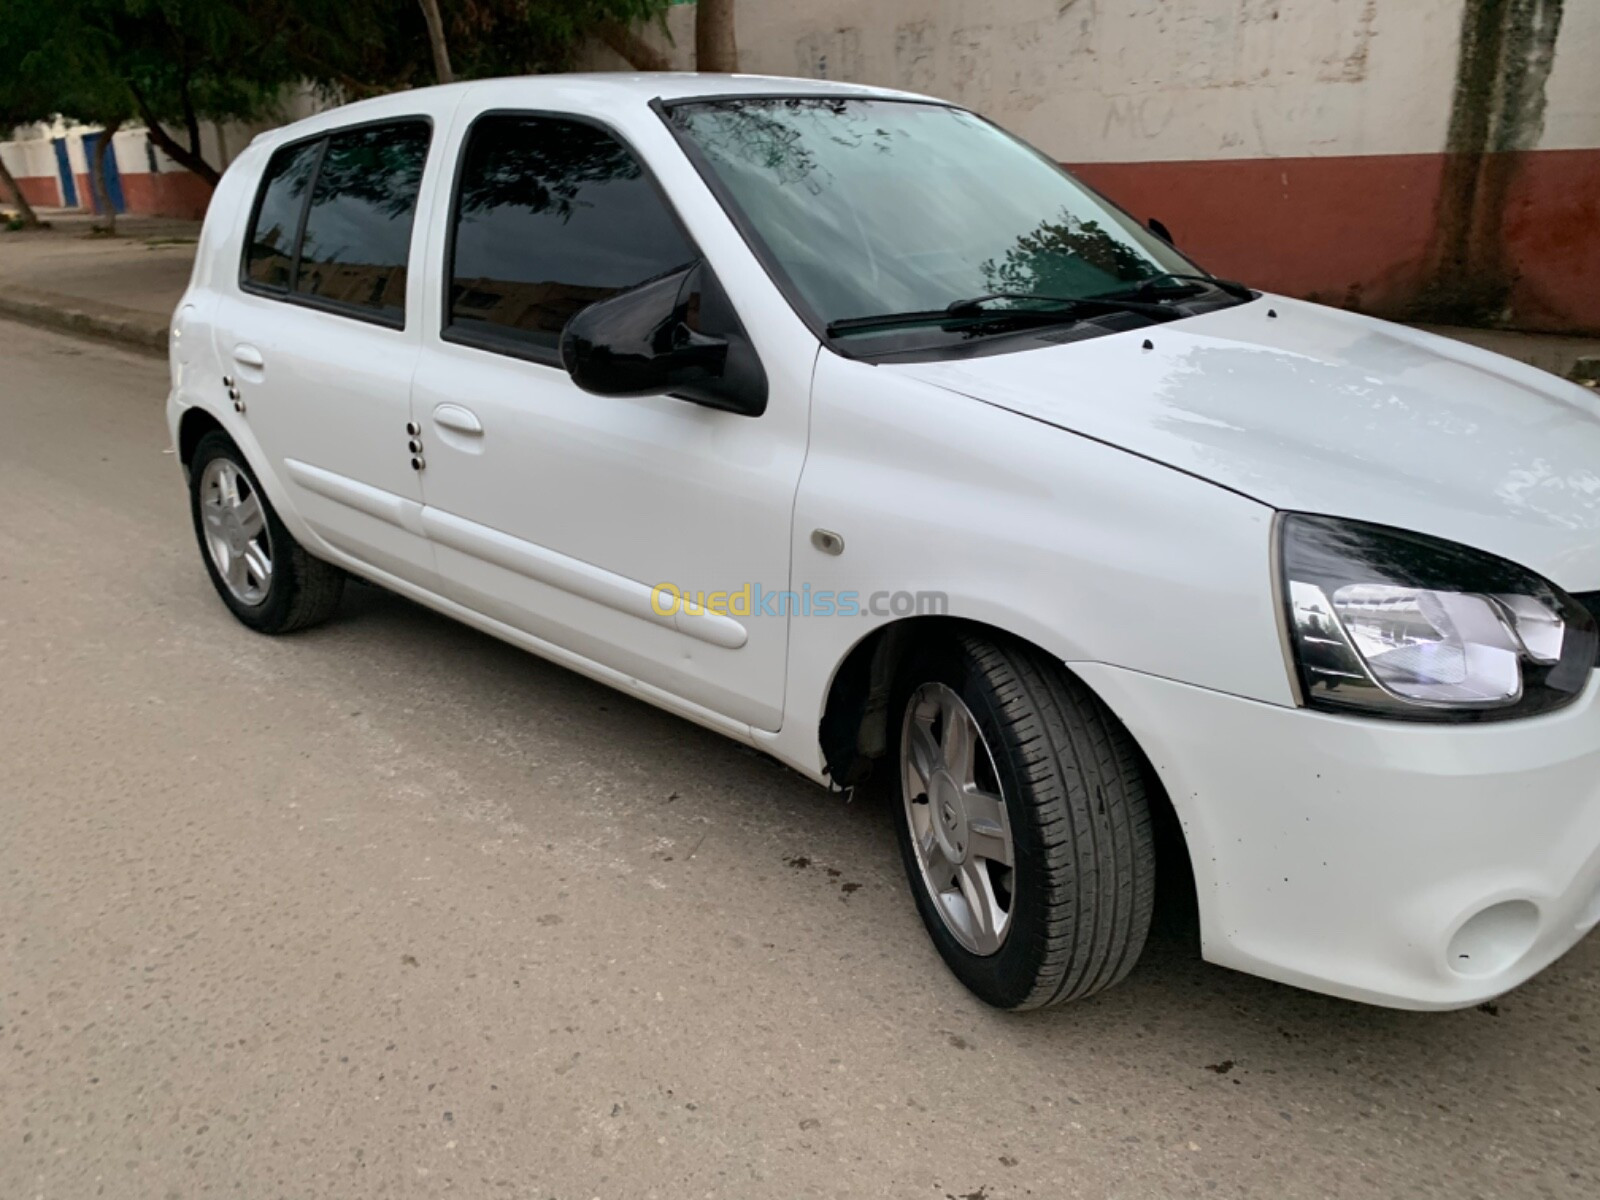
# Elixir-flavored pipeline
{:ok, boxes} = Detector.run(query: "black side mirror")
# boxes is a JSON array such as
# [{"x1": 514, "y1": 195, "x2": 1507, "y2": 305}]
[
  {"x1": 559, "y1": 261, "x2": 768, "y2": 416},
  {"x1": 1148, "y1": 217, "x2": 1176, "y2": 247}
]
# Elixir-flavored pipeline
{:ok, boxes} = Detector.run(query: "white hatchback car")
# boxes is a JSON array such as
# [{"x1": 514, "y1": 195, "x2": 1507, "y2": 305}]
[{"x1": 168, "y1": 74, "x2": 1600, "y2": 1012}]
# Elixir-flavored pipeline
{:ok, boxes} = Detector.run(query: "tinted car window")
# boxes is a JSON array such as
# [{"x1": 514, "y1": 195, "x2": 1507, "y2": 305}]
[
  {"x1": 295, "y1": 122, "x2": 432, "y2": 321},
  {"x1": 447, "y1": 115, "x2": 696, "y2": 357},
  {"x1": 244, "y1": 141, "x2": 321, "y2": 290}
]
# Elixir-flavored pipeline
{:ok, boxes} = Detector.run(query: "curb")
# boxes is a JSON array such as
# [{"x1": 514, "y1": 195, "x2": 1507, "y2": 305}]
[{"x1": 0, "y1": 286, "x2": 168, "y2": 356}]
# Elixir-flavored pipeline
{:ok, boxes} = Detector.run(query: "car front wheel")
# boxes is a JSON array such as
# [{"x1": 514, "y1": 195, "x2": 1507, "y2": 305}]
[{"x1": 893, "y1": 634, "x2": 1156, "y2": 1009}]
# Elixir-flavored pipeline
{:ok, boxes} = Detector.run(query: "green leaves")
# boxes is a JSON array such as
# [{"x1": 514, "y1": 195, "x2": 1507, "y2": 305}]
[{"x1": 1, "y1": 1, "x2": 675, "y2": 181}]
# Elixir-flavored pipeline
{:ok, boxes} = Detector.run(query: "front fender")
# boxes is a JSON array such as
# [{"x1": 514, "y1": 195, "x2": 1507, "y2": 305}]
[{"x1": 765, "y1": 353, "x2": 1291, "y2": 778}]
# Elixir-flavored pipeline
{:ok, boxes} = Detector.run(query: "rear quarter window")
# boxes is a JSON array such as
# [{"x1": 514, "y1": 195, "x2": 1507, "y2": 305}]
[{"x1": 244, "y1": 141, "x2": 321, "y2": 290}]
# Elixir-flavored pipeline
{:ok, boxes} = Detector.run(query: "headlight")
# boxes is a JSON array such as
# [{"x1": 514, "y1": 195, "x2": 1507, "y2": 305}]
[{"x1": 1279, "y1": 514, "x2": 1598, "y2": 721}]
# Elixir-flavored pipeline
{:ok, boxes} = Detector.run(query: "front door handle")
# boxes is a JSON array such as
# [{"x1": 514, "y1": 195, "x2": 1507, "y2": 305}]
[
  {"x1": 433, "y1": 403, "x2": 483, "y2": 436},
  {"x1": 233, "y1": 344, "x2": 265, "y2": 369}
]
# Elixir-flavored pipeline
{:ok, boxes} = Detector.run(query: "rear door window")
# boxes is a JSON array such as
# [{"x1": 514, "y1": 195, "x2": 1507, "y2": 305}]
[
  {"x1": 444, "y1": 114, "x2": 696, "y2": 361},
  {"x1": 295, "y1": 122, "x2": 432, "y2": 322},
  {"x1": 241, "y1": 119, "x2": 432, "y2": 327}
]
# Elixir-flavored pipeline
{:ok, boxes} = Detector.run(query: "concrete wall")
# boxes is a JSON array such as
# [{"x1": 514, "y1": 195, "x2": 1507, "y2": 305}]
[
  {"x1": 0, "y1": 136, "x2": 62, "y2": 207},
  {"x1": 0, "y1": 123, "x2": 223, "y2": 220},
  {"x1": 587, "y1": 0, "x2": 1600, "y2": 334}
]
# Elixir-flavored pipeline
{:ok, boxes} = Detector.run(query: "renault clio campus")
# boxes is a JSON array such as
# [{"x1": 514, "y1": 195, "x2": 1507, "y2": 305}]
[{"x1": 167, "y1": 75, "x2": 1600, "y2": 1012}]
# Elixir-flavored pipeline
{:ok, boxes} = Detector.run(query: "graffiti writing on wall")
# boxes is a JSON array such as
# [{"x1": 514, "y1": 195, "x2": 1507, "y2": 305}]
[{"x1": 792, "y1": 0, "x2": 1382, "y2": 113}]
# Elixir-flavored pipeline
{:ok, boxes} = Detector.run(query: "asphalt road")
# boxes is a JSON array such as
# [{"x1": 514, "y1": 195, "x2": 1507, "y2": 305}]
[{"x1": 3, "y1": 320, "x2": 1597, "y2": 1200}]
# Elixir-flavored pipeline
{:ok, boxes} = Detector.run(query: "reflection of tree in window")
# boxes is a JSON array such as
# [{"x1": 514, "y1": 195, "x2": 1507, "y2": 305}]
[
  {"x1": 310, "y1": 131, "x2": 428, "y2": 219},
  {"x1": 447, "y1": 117, "x2": 695, "y2": 352},
  {"x1": 671, "y1": 99, "x2": 899, "y2": 196},
  {"x1": 246, "y1": 143, "x2": 319, "y2": 290},
  {"x1": 456, "y1": 120, "x2": 641, "y2": 221},
  {"x1": 666, "y1": 97, "x2": 1197, "y2": 335},
  {"x1": 296, "y1": 122, "x2": 431, "y2": 317},
  {"x1": 982, "y1": 212, "x2": 1154, "y2": 297}
]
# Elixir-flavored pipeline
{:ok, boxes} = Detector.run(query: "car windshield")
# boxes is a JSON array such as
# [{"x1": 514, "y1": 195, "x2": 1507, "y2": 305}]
[{"x1": 664, "y1": 97, "x2": 1204, "y2": 344}]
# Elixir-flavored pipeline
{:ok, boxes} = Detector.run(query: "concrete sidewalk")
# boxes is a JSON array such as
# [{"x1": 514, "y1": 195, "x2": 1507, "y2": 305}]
[
  {"x1": 3, "y1": 208, "x2": 1598, "y2": 382},
  {"x1": 0, "y1": 210, "x2": 199, "y2": 354}
]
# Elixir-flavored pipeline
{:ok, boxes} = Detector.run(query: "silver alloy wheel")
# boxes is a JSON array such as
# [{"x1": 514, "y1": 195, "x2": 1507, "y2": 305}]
[
  {"x1": 901, "y1": 682, "x2": 1016, "y2": 956},
  {"x1": 199, "y1": 457, "x2": 273, "y2": 606}
]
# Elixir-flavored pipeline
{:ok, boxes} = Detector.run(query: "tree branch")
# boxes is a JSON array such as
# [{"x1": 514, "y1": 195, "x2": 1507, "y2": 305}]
[
  {"x1": 0, "y1": 151, "x2": 41, "y2": 227},
  {"x1": 417, "y1": 0, "x2": 454, "y2": 84},
  {"x1": 598, "y1": 20, "x2": 671, "y2": 72},
  {"x1": 284, "y1": 46, "x2": 386, "y2": 100},
  {"x1": 129, "y1": 84, "x2": 219, "y2": 187},
  {"x1": 179, "y1": 63, "x2": 201, "y2": 159},
  {"x1": 695, "y1": 0, "x2": 738, "y2": 72},
  {"x1": 90, "y1": 117, "x2": 122, "y2": 233}
]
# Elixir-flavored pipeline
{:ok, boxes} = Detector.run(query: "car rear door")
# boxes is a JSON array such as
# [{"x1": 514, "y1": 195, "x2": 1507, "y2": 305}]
[{"x1": 209, "y1": 119, "x2": 440, "y2": 587}]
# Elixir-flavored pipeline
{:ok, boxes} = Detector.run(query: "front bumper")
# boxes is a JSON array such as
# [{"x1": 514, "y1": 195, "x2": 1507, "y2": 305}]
[{"x1": 1075, "y1": 663, "x2": 1600, "y2": 1009}]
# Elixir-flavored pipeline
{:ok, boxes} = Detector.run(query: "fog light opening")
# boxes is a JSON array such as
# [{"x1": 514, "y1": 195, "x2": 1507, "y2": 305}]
[{"x1": 1447, "y1": 900, "x2": 1540, "y2": 979}]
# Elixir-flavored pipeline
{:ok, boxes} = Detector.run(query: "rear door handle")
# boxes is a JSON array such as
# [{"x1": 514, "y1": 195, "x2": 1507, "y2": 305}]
[
  {"x1": 233, "y1": 344, "x2": 265, "y2": 368},
  {"x1": 433, "y1": 403, "x2": 483, "y2": 436}
]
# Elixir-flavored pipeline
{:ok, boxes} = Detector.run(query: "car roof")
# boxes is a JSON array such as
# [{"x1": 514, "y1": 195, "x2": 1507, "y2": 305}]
[
  {"x1": 479, "y1": 72, "x2": 931, "y2": 103},
  {"x1": 254, "y1": 72, "x2": 939, "y2": 149}
]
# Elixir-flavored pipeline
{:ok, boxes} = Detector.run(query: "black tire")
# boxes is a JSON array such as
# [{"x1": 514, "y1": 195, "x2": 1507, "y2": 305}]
[
  {"x1": 188, "y1": 431, "x2": 345, "y2": 634},
  {"x1": 891, "y1": 633, "x2": 1156, "y2": 1009}
]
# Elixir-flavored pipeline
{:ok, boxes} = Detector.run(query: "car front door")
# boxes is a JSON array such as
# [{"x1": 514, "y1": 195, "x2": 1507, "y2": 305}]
[
  {"x1": 209, "y1": 119, "x2": 439, "y2": 588},
  {"x1": 409, "y1": 110, "x2": 808, "y2": 731}
]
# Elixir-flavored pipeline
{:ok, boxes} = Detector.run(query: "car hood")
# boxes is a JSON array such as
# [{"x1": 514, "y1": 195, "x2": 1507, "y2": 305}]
[{"x1": 884, "y1": 297, "x2": 1600, "y2": 590}]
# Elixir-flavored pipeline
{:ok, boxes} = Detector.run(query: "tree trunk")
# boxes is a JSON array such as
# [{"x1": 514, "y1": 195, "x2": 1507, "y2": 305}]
[
  {"x1": 90, "y1": 119, "x2": 122, "y2": 235},
  {"x1": 599, "y1": 20, "x2": 672, "y2": 71},
  {"x1": 130, "y1": 87, "x2": 220, "y2": 186},
  {"x1": 696, "y1": 0, "x2": 739, "y2": 72},
  {"x1": 418, "y1": 0, "x2": 454, "y2": 84},
  {"x1": 0, "y1": 152, "x2": 41, "y2": 228}
]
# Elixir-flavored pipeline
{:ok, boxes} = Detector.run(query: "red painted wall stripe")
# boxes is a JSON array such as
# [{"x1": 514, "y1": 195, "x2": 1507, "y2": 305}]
[
  {"x1": 119, "y1": 172, "x2": 214, "y2": 221},
  {"x1": 1070, "y1": 148, "x2": 1600, "y2": 336},
  {"x1": 64, "y1": 169, "x2": 214, "y2": 221},
  {"x1": 0, "y1": 174, "x2": 62, "y2": 208}
]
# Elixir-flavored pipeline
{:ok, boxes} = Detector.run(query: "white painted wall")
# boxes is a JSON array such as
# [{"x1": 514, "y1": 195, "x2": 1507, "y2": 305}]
[
  {"x1": 586, "y1": 0, "x2": 1598, "y2": 162},
  {"x1": 9, "y1": 2, "x2": 1598, "y2": 200},
  {"x1": 0, "y1": 136, "x2": 58, "y2": 183},
  {"x1": 0, "y1": 84, "x2": 329, "y2": 200},
  {"x1": 1542, "y1": 0, "x2": 1600, "y2": 152}
]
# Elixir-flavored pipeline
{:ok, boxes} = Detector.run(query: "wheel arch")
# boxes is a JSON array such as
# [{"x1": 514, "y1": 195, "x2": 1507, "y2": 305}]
[
  {"x1": 177, "y1": 405, "x2": 229, "y2": 474},
  {"x1": 175, "y1": 405, "x2": 320, "y2": 563},
  {"x1": 817, "y1": 614, "x2": 1199, "y2": 930}
]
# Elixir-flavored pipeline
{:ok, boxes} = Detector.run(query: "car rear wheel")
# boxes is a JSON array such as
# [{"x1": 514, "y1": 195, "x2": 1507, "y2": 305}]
[
  {"x1": 189, "y1": 431, "x2": 344, "y2": 634},
  {"x1": 893, "y1": 633, "x2": 1156, "y2": 1009}
]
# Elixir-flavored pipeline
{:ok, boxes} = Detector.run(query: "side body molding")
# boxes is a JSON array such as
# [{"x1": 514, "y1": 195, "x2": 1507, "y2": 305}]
[
  {"x1": 285, "y1": 459, "x2": 749, "y2": 650},
  {"x1": 418, "y1": 507, "x2": 748, "y2": 650},
  {"x1": 284, "y1": 458, "x2": 427, "y2": 537}
]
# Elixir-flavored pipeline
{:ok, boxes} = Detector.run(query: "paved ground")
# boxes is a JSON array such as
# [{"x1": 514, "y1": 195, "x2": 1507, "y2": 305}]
[
  {"x1": 0, "y1": 211, "x2": 201, "y2": 315},
  {"x1": 2, "y1": 321, "x2": 1598, "y2": 1200}
]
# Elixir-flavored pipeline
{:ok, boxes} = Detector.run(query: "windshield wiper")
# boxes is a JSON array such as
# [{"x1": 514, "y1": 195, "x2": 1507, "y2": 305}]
[
  {"x1": 1093, "y1": 273, "x2": 1255, "y2": 303},
  {"x1": 825, "y1": 291, "x2": 1180, "y2": 337},
  {"x1": 947, "y1": 291, "x2": 1179, "y2": 319}
]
